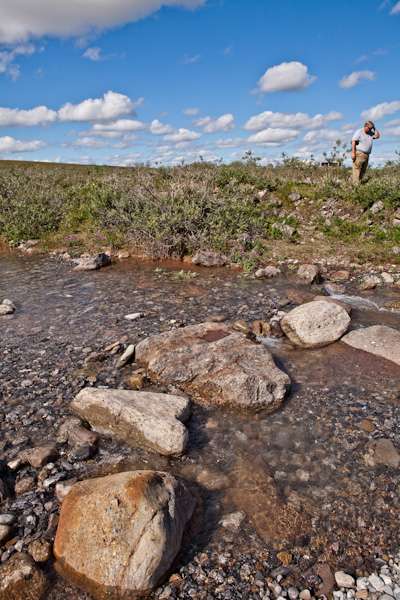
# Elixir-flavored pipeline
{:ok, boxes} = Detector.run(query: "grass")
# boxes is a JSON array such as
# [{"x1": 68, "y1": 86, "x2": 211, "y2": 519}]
[{"x1": 0, "y1": 155, "x2": 399, "y2": 267}]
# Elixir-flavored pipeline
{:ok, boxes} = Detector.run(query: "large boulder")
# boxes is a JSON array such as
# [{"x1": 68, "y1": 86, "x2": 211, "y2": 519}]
[
  {"x1": 54, "y1": 471, "x2": 195, "y2": 598},
  {"x1": 135, "y1": 322, "x2": 290, "y2": 412},
  {"x1": 280, "y1": 300, "x2": 351, "y2": 348},
  {"x1": 70, "y1": 389, "x2": 190, "y2": 455},
  {"x1": 341, "y1": 325, "x2": 400, "y2": 366}
]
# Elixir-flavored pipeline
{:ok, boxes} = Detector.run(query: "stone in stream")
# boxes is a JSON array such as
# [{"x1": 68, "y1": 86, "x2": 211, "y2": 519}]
[
  {"x1": 374, "y1": 439, "x2": 400, "y2": 468},
  {"x1": 70, "y1": 388, "x2": 190, "y2": 455},
  {"x1": 135, "y1": 322, "x2": 290, "y2": 412},
  {"x1": 280, "y1": 300, "x2": 351, "y2": 348},
  {"x1": 341, "y1": 325, "x2": 400, "y2": 366},
  {"x1": 0, "y1": 299, "x2": 16, "y2": 315},
  {"x1": 54, "y1": 471, "x2": 196, "y2": 599},
  {"x1": 73, "y1": 252, "x2": 111, "y2": 271},
  {"x1": 296, "y1": 264, "x2": 322, "y2": 284},
  {"x1": 192, "y1": 250, "x2": 229, "y2": 267},
  {"x1": 0, "y1": 552, "x2": 48, "y2": 600}
]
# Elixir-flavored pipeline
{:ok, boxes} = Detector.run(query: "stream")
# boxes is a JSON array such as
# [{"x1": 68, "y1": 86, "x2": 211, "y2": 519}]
[{"x1": 1, "y1": 248, "x2": 400, "y2": 599}]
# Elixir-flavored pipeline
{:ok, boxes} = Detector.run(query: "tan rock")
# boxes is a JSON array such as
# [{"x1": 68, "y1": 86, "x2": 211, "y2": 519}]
[
  {"x1": 329, "y1": 270, "x2": 350, "y2": 282},
  {"x1": 281, "y1": 301, "x2": 351, "y2": 348},
  {"x1": 71, "y1": 388, "x2": 190, "y2": 455},
  {"x1": 0, "y1": 553, "x2": 48, "y2": 600},
  {"x1": 374, "y1": 438, "x2": 400, "y2": 468},
  {"x1": 341, "y1": 325, "x2": 400, "y2": 366},
  {"x1": 28, "y1": 539, "x2": 53, "y2": 562},
  {"x1": 135, "y1": 322, "x2": 290, "y2": 412},
  {"x1": 297, "y1": 264, "x2": 322, "y2": 284},
  {"x1": 21, "y1": 445, "x2": 59, "y2": 468},
  {"x1": 54, "y1": 471, "x2": 195, "y2": 598}
]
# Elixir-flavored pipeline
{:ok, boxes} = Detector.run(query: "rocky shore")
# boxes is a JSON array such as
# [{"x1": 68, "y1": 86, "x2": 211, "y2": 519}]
[{"x1": 0, "y1": 249, "x2": 400, "y2": 599}]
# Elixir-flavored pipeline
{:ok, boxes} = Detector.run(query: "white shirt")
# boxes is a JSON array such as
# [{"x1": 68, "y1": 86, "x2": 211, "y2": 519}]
[{"x1": 352, "y1": 128, "x2": 375, "y2": 154}]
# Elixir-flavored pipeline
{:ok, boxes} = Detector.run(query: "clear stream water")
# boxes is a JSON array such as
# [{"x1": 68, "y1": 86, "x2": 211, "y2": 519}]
[{"x1": 1, "y1": 248, "x2": 400, "y2": 598}]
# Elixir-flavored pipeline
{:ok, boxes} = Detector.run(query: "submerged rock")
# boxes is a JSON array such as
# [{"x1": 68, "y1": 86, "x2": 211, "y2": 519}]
[
  {"x1": 54, "y1": 471, "x2": 195, "y2": 599},
  {"x1": 70, "y1": 388, "x2": 190, "y2": 455},
  {"x1": 341, "y1": 325, "x2": 400, "y2": 366},
  {"x1": 280, "y1": 300, "x2": 351, "y2": 348},
  {"x1": 135, "y1": 322, "x2": 290, "y2": 412}
]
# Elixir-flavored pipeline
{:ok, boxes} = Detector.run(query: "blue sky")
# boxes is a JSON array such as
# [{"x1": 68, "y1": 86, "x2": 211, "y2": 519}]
[{"x1": 0, "y1": 0, "x2": 399, "y2": 166}]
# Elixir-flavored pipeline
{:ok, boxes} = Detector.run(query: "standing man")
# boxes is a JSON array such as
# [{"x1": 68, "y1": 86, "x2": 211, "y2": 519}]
[{"x1": 351, "y1": 121, "x2": 380, "y2": 184}]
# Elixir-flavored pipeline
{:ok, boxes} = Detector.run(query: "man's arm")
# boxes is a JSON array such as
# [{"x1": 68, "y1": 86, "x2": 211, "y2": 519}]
[
  {"x1": 373, "y1": 127, "x2": 380, "y2": 139},
  {"x1": 351, "y1": 140, "x2": 357, "y2": 161}
]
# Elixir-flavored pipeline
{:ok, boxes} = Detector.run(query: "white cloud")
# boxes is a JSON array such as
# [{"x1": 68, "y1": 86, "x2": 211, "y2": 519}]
[
  {"x1": 85, "y1": 118, "x2": 147, "y2": 135},
  {"x1": 182, "y1": 108, "x2": 200, "y2": 116},
  {"x1": 192, "y1": 114, "x2": 235, "y2": 133},
  {"x1": 214, "y1": 138, "x2": 246, "y2": 148},
  {"x1": 83, "y1": 47, "x2": 104, "y2": 61},
  {"x1": 361, "y1": 101, "x2": 400, "y2": 121},
  {"x1": 0, "y1": 0, "x2": 207, "y2": 44},
  {"x1": 385, "y1": 118, "x2": 400, "y2": 126},
  {"x1": 0, "y1": 43, "x2": 35, "y2": 79},
  {"x1": 65, "y1": 134, "x2": 135, "y2": 149},
  {"x1": 253, "y1": 61, "x2": 316, "y2": 94},
  {"x1": 0, "y1": 135, "x2": 47, "y2": 153},
  {"x1": 58, "y1": 91, "x2": 143, "y2": 123},
  {"x1": 339, "y1": 70, "x2": 375, "y2": 89},
  {"x1": 183, "y1": 54, "x2": 201, "y2": 64},
  {"x1": 163, "y1": 128, "x2": 202, "y2": 143},
  {"x1": 390, "y1": 1, "x2": 400, "y2": 15},
  {"x1": 101, "y1": 152, "x2": 143, "y2": 167},
  {"x1": 247, "y1": 128, "x2": 300, "y2": 146},
  {"x1": 0, "y1": 105, "x2": 57, "y2": 126},
  {"x1": 244, "y1": 110, "x2": 343, "y2": 132},
  {"x1": 149, "y1": 119, "x2": 174, "y2": 135}
]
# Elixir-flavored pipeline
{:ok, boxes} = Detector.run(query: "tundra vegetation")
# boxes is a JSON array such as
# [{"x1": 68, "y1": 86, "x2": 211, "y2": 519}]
[{"x1": 0, "y1": 147, "x2": 399, "y2": 268}]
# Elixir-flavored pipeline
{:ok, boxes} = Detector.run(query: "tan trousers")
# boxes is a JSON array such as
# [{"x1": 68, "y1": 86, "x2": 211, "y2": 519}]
[{"x1": 352, "y1": 150, "x2": 369, "y2": 184}]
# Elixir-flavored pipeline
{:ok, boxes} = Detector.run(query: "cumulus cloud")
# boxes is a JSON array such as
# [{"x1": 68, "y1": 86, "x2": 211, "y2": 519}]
[
  {"x1": 339, "y1": 70, "x2": 375, "y2": 89},
  {"x1": 0, "y1": 135, "x2": 48, "y2": 153},
  {"x1": 101, "y1": 152, "x2": 143, "y2": 167},
  {"x1": 149, "y1": 119, "x2": 174, "y2": 135},
  {"x1": 253, "y1": 61, "x2": 316, "y2": 94},
  {"x1": 0, "y1": 43, "x2": 35, "y2": 79},
  {"x1": 192, "y1": 114, "x2": 235, "y2": 133},
  {"x1": 65, "y1": 134, "x2": 135, "y2": 149},
  {"x1": 182, "y1": 108, "x2": 200, "y2": 116},
  {"x1": 247, "y1": 128, "x2": 300, "y2": 146},
  {"x1": 58, "y1": 91, "x2": 143, "y2": 123},
  {"x1": 83, "y1": 47, "x2": 104, "y2": 61},
  {"x1": 0, "y1": 0, "x2": 207, "y2": 44},
  {"x1": 83, "y1": 119, "x2": 147, "y2": 138},
  {"x1": 361, "y1": 101, "x2": 400, "y2": 121},
  {"x1": 390, "y1": 1, "x2": 400, "y2": 14},
  {"x1": 0, "y1": 105, "x2": 57, "y2": 126},
  {"x1": 244, "y1": 110, "x2": 343, "y2": 132},
  {"x1": 163, "y1": 128, "x2": 202, "y2": 143}
]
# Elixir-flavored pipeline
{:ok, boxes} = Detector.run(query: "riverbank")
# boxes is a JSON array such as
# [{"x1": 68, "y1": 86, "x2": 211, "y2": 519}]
[{"x1": 1, "y1": 159, "x2": 400, "y2": 270}]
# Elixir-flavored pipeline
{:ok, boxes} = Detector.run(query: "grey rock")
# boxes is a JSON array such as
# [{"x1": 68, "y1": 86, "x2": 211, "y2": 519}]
[
  {"x1": 341, "y1": 325, "x2": 400, "y2": 366},
  {"x1": 288, "y1": 191, "x2": 302, "y2": 202},
  {"x1": 370, "y1": 201, "x2": 385, "y2": 214},
  {"x1": 281, "y1": 301, "x2": 351, "y2": 348},
  {"x1": 255, "y1": 266, "x2": 282, "y2": 279},
  {"x1": 70, "y1": 388, "x2": 190, "y2": 455},
  {"x1": 335, "y1": 571, "x2": 355, "y2": 588},
  {"x1": 55, "y1": 478, "x2": 78, "y2": 503},
  {"x1": 73, "y1": 253, "x2": 111, "y2": 271},
  {"x1": 116, "y1": 343, "x2": 135, "y2": 368},
  {"x1": 135, "y1": 322, "x2": 290, "y2": 412},
  {"x1": 192, "y1": 250, "x2": 229, "y2": 267},
  {"x1": 374, "y1": 439, "x2": 400, "y2": 468}
]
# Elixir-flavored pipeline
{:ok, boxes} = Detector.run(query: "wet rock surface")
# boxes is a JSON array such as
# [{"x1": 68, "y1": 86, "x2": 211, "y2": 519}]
[
  {"x1": 135, "y1": 322, "x2": 291, "y2": 411},
  {"x1": 0, "y1": 250, "x2": 400, "y2": 600},
  {"x1": 342, "y1": 325, "x2": 400, "y2": 366},
  {"x1": 280, "y1": 300, "x2": 351, "y2": 348},
  {"x1": 70, "y1": 388, "x2": 191, "y2": 455},
  {"x1": 54, "y1": 470, "x2": 196, "y2": 598}
]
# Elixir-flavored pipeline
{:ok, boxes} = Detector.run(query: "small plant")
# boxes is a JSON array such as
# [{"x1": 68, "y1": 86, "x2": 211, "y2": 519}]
[{"x1": 170, "y1": 269, "x2": 198, "y2": 280}]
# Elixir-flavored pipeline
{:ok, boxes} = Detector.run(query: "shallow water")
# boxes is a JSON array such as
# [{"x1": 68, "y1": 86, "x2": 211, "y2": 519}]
[{"x1": 1, "y1": 249, "x2": 400, "y2": 597}]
